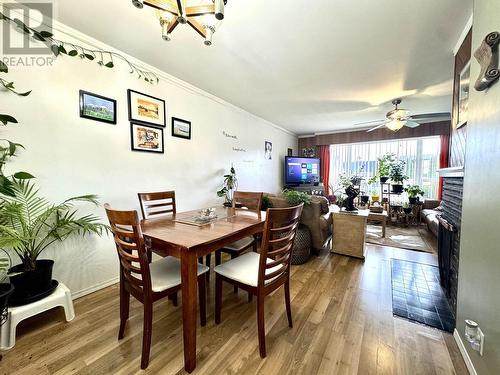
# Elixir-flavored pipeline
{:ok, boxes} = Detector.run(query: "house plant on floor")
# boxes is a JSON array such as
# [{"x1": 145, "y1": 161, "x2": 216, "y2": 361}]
[
  {"x1": 216, "y1": 164, "x2": 238, "y2": 207},
  {"x1": 389, "y1": 159, "x2": 408, "y2": 194},
  {"x1": 404, "y1": 184, "x2": 425, "y2": 204},
  {"x1": 0, "y1": 179, "x2": 109, "y2": 305}
]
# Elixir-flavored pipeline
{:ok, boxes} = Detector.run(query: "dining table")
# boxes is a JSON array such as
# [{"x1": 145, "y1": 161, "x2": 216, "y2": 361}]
[{"x1": 141, "y1": 206, "x2": 266, "y2": 373}]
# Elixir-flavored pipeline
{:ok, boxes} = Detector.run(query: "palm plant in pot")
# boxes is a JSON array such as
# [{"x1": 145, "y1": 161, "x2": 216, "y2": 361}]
[
  {"x1": 389, "y1": 159, "x2": 408, "y2": 194},
  {"x1": 404, "y1": 184, "x2": 425, "y2": 204},
  {"x1": 0, "y1": 180, "x2": 108, "y2": 305}
]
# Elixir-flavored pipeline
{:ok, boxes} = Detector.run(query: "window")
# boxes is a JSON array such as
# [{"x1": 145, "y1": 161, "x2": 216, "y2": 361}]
[{"x1": 329, "y1": 136, "x2": 441, "y2": 198}]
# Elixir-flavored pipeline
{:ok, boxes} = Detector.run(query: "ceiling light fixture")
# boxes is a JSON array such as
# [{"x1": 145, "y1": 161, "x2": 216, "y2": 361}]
[
  {"x1": 132, "y1": 0, "x2": 228, "y2": 46},
  {"x1": 386, "y1": 119, "x2": 407, "y2": 131}
]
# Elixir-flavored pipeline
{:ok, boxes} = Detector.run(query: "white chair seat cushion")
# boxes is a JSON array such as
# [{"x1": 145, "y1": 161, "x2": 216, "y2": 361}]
[
  {"x1": 150, "y1": 256, "x2": 209, "y2": 293},
  {"x1": 214, "y1": 252, "x2": 284, "y2": 287},
  {"x1": 222, "y1": 236, "x2": 255, "y2": 252}
]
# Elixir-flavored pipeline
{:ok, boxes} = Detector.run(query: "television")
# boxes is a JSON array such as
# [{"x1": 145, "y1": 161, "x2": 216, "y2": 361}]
[{"x1": 285, "y1": 156, "x2": 320, "y2": 185}]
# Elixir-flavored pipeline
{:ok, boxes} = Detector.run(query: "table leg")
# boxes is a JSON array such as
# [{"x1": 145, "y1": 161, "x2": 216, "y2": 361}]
[
  {"x1": 181, "y1": 250, "x2": 198, "y2": 373},
  {"x1": 382, "y1": 218, "x2": 386, "y2": 238}
]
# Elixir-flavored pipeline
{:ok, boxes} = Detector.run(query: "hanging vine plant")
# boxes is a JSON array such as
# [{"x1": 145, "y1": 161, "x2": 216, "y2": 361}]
[{"x1": 0, "y1": 11, "x2": 160, "y2": 84}]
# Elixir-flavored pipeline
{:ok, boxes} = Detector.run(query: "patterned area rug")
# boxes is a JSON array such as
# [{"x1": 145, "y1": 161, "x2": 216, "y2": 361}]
[{"x1": 366, "y1": 224, "x2": 436, "y2": 253}]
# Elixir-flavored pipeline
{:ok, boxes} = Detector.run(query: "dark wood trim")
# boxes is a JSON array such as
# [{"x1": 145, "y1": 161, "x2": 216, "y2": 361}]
[{"x1": 298, "y1": 120, "x2": 451, "y2": 149}]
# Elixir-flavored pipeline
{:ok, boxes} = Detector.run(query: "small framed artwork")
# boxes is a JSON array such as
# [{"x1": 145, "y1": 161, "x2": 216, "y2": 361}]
[
  {"x1": 79, "y1": 90, "x2": 116, "y2": 124},
  {"x1": 127, "y1": 89, "x2": 166, "y2": 127},
  {"x1": 265, "y1": 141, "x2": 273, "y2": 160},
  {"x1": 130, "y1": 123, "x2": 164, "y2": 153},
  {"x1": 457, "y1": 61, "x2": 470, "y2": 128},
  {"x1": 171, "y1": 117, "x2": 191, "y2": 139}
]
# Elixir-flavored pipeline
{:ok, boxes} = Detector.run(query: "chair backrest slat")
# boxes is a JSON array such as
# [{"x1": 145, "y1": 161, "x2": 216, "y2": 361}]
[
  {"x1": 105, "y1": 204, "x2": 152, "y2": 295},
  {"x1": 138, "y1": 191, "x2": 177, "y2": 219},
  {"x1": 258, "y1": 204, "x2": 303, "y2": 287},
  {"x1": 232, "y1": 191, "x2": 263, "y2": 211}
]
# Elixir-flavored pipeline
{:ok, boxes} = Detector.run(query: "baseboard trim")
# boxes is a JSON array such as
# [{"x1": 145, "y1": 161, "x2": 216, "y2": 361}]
[
  {"x1": 454, "y1": 329, "x2": 477, "y2": 375},
  {"x1": 71, "y1": 277, "x2": 119, "y2": 300}
]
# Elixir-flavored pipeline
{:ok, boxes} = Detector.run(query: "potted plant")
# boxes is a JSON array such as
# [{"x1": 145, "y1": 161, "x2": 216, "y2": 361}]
[
  {"x1": 360, "y1": 194, "x2": 369, "y2": 204},
  {"x1": 371, "y1": 191, "x2": 380, "y2": 202},
  {"x1": 281, "y1": 190, "x2": 312, "y2": 206},
  {"x1": 389, "y1": 159, "x2": 408, "y2": 194},
  {"x1": 0, "y1": 254, "x2": 13, "y2": 325},
  {"x1": 403, "y1": 203, "x2": 412, "y2": 214},
  {"x1": 404, "y1": 184, "x2": 425, "y2": 204},
  {"x1": 261, "y1": 194, "x2": 272, "y2": 211},
  {"x1": 216, "y1": 164, "x2": 238, "y2": 207},
  {"x1": 0, "y1": 179, "x2": 109, "y2": 305}
]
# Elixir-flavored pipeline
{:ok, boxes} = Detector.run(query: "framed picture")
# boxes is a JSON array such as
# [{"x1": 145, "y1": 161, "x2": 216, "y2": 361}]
[
  {"x1": 127, "y1": 89, "x2": 166, "y2": 127},
  {"x1": 79, "y1": 90, "x2": 116, "y2": 124},
  {"x1": 130, "y1": 123, "x2": 164, "y2": 153},
  {"x1": 265, "y1": 141, "x2": 273, "y2": 160},
  {"x1": 457, "y1": 61, "x2": 470, "y2": 128},
  {"x1": 171, "y1": 117, "x2": 191, "y2": 139}
]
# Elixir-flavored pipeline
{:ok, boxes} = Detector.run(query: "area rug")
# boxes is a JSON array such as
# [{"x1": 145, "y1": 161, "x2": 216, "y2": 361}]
[
  {"x1": 366, "y1": 224, "x2": 436, "y2": 253},
  {"x1": 391, "y1": 259, "x2": 455, "y2": 332}
]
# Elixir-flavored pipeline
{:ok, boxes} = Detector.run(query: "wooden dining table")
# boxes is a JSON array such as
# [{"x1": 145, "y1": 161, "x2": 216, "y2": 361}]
[{"x1": 141, "y1": 207, "x2": 266, "y2": 373}]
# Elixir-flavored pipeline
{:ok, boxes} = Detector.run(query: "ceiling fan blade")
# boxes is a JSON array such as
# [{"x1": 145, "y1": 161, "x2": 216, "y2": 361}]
[
  {"x1": 353, "y1": 119, "x2": 386, "y2": 126},
  {"x1": 409, "y1": 112, "x2": 451, "y2": 123},
  {"x1": 366, "y1": 122, "x2": 389, "y2": 132},
  {"x1": 405, "y1": 121, "x2": 420, "y2": 128}
]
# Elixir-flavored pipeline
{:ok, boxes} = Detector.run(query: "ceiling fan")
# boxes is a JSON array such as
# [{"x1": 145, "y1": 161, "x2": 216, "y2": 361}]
[{"x1": 357, "y1": 99, "x2": 450, "y2": 132}]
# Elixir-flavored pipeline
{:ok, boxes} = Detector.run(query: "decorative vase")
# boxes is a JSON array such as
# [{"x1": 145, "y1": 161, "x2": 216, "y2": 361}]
[
  {"x1": 9, "y1": 259, "x2": 57, "y2": 306},
  {"x1": 391, "y1": 184, "x2": 404, "y2": 194},
  {"x1": 0, "y1": 283, "x2": 14, "y2": 325}
]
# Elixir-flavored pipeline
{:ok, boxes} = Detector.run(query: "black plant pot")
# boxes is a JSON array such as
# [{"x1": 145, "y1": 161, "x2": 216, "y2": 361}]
[
  {"x1": 380, "y1": 176, "x2": 389, "y2": 183},
  {"x1": 360, "y1": 195, "x2": 369, "y2": 203},
  {"x1": 9, "y1": 260, "x2": 57, "y2": 306},
  {"x1": 408, "y1": 197, "x2": 418, "y2": 205},
  {"x1": 0, "y1": 283, "x2": 14, "y2": 325},
  {"x1": 391, "y1": 184, "x2": 404, "y2": 194},
  {"x1": 403, "y1": 207, "x2": 412, "y2": 214}
]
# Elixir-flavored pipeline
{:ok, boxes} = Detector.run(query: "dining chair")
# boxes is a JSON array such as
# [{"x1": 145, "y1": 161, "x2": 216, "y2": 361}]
[
  {"x1": 215, "y1": 191, "x2": 263, "y2": 297},
  {"x1": 138, "y1": 190, "x2": 211, "y2": 280},
  {"x1": 214, "y1": 203, "x2": 303, "y2": 358},
  {"x1": 104, "y1": 204, "x2": 208, "y2": 370}
]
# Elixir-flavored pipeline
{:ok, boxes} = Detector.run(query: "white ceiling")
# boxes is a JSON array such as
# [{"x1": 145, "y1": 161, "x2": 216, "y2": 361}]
[{"x1": 54, "y1": 0, "x2": 472, "y2": 135}]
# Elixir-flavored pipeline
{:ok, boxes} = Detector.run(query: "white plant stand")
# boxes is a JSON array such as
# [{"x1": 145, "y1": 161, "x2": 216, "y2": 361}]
[{"x1": 0, "y1": 283, "x2": 75, "y2": 350}]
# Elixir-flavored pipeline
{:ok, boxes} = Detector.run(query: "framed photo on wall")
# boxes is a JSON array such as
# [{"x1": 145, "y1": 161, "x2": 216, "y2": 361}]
[
  {"x1": 457, "y1": 61, "x2": 470, "y2": 129},
  {"x1": 127, "y1": 89, "x2": 166, "y2": 127},
  {"x1": 171, "y1": 117, "x2": 191, "y2": 139},
  {"x1": 79, "y1": 90, "x2": 116, "y2": 124},
  {"x1": 130, "y1": 123, "x2": 164, "y2": 153}
]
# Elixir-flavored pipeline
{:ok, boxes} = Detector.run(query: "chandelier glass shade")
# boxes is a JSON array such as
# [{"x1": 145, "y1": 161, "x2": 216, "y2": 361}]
[{"x1": 131, "y1": 0, "x2": 228, "y2": 46}]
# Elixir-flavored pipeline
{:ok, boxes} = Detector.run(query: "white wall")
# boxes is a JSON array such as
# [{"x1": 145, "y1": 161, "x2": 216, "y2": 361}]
[{"x1": 2, "y1": 22, "x2": 297, "y2": 298}]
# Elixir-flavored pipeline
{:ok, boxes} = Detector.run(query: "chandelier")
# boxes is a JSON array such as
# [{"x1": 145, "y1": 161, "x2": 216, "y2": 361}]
[{"x1": 131, "y1": 0, "x2": 228, "y2": 46}]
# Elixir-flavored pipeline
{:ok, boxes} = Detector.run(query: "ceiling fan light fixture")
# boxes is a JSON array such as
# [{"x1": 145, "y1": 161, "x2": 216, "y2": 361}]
[
  {"x1": 204, "y1": 26, "x2": 214, "y2": 46},
  {"x1": 386, "y1": 119, "x2": 406, "y2": 131},
  {"x1": 132, "y1": 0, "x2": 144, "y2": 9}
]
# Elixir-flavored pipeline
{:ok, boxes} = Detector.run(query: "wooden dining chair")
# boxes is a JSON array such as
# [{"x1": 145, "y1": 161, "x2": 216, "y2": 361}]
[
  {"x1": 215, "y1": 191, "x2": 263, "y2": 296},
  {"x1": 138, "y1": 190, "x2": 211, "y2": 279},
  {"x1": 104, "y1": 204, "x2": 208, "y2": 370},
  {"x1": 214, "y1": 203, "x2": 303, "y2": 358}
]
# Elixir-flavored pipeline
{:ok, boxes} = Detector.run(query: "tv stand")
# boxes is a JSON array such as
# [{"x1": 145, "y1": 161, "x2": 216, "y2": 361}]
[{"x1": 285, "y1": 184, "x2": 324, "y2": 196}]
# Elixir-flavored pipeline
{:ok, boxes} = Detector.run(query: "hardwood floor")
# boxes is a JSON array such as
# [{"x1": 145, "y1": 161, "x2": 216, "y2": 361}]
[{"x1": 1, "y1": 245, "x2": 468, "y2": 374}]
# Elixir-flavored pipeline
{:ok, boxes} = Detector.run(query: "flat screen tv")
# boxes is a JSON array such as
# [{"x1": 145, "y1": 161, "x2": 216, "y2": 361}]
[{"x1": 285, "y1": 156, "x2": 320, "y2": 185}]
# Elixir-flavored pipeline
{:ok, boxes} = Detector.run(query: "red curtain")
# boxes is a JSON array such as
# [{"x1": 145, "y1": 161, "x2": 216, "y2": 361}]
[
  {"x1": 438, "y1": 134, "x2": 450, "y2": 200},
  {"x1": 318, "y1": 145, "x2": 331, "y2": 195}
]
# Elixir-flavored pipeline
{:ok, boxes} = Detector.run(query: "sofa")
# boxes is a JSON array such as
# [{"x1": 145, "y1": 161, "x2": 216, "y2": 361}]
[
  {"x1": 267, "y1": 194, "x2": 332, "y2": 253},
  {"x1": 421, "y1": 199, "x2": 441, "y2": 237}
]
